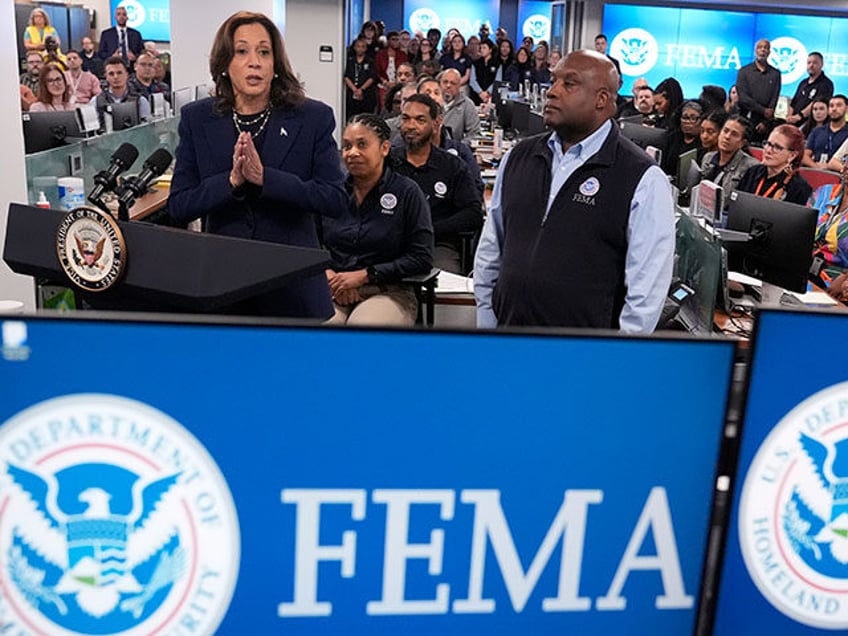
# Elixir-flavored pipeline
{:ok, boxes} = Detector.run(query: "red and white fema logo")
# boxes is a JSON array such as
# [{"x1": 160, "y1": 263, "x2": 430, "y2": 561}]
[
  {"x1": 738, "y1": 382, "x2": 848, "y2": 629},
  {"x1": 0, "y1": 394, "x2": 239, "y2": 635}
]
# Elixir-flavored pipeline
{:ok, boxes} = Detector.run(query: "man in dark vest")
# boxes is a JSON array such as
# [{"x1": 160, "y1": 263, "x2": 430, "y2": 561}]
[{"x1": 473, "y1": 49, "x2": 674, "y2": 332}]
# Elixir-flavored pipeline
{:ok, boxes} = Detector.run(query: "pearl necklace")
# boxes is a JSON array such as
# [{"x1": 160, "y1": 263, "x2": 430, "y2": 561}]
[{"x1": 232, "y1": 106, "x2": 271, "y2": 136}]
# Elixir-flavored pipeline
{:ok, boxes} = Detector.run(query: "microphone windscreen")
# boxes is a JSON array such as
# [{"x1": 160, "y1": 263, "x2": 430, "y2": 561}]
[
  {"x1": 113, "y1": 142, "x2": 139, "y2": 168},
  {"x1": 144, "y1": 148, "x2": 174, "y2": 176}
]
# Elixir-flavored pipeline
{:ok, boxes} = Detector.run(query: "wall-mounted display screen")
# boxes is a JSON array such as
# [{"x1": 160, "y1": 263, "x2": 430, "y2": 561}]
[
  {"x1": 404, "y1": 0, "x2": 499, "y2": 40},
  {"x1": 603, "y1": 3, "x2": 848, "y2": 99},
  {"x1": 110, "y1": 0, "x2": 170, "y2": 42}
]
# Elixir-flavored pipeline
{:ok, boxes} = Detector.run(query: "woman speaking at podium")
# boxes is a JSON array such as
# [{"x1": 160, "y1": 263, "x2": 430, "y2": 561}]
[{"x1": 169, "y1": 12, "x2": 346, "y2": 319}]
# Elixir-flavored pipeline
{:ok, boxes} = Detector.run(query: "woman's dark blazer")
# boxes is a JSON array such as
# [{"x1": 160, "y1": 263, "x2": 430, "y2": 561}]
[{"x1": 169, "y1": 97, "x2": 347, "y2": 319}]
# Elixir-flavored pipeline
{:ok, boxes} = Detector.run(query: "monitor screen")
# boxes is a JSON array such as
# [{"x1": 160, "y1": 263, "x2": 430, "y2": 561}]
[
  {"x1": 21, "y1": 110, "x2": 82, "y2": 154},
  {"x1": 107, "y1": 100, "x2": 140, "y2": 130},
  {"x1": 172, "y1": 86, "x2": 194, "y2": 115},
  {"x1": 724, "y1": 190, "x2": 817, "y2": 293},
  {"x1": 619, "y1": 121, "x2": 668, "y2": 159},
  {"x1": 0, "y1": 314, "x2": 737, "y2": 635}
]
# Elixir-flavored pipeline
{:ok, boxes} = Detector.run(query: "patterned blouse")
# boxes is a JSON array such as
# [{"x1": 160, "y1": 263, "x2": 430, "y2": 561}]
[{"x1": 810, "y1": 182, "x2": 848, "y2": 284}]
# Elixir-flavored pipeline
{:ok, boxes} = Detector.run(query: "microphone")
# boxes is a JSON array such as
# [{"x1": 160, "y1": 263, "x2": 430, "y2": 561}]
[
  {"x1": 88, "y1": 142, "x2": 138, "y2": 204},
  {"x1": 116, "y1": 148, "x2": 173, "y2": 212}
]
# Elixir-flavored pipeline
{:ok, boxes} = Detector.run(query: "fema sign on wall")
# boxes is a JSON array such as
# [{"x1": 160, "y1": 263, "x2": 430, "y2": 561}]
[
  {"x1": 0, "y1": 317, "x2": 736, "y2": 634},
  {"x1": 405, "y1": 0, "x2": 499, "y2": 40},
  {"x1": 110, "y1": 0, "x2": 170, "y2": 42},
  {"x1": 714, "y1": 310, "x2": 848, "y2": 634},
  {"x1": 604, "y1": 3, "x2": 848, "y2": 98},
  {"x1": 518, "y1": 1, "x2": 552, "y2": 45}
]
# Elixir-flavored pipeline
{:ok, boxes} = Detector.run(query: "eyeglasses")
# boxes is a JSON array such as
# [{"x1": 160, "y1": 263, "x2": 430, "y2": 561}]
[
  {"x1": 763, "y1": 140, "x2": 787, "y2": 152},
  {"x1": 46, "y1": 76, "x2": 65, "y2": 84},
  {"x1": 681, "y1": 114, "x2": 701, "y2": 122}
]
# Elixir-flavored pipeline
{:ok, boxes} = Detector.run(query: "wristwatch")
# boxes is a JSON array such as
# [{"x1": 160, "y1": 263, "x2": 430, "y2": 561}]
[{"x1": 366, "y1": 265, "x2": 380, "y2": 284}]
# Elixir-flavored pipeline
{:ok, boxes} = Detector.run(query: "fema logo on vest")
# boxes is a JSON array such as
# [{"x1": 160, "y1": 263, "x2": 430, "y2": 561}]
[
  {"x1": 769, "y1": 37, "x2": 808, "y2": 86},
  {"x1": 0, "y1": 394, "x2": 240, "y2": 635},
  {"x1": 573, "y1": 177, "x2": 600, "y2": 206},
  {"x1": 738, "y1": 382, "x2": 848, "y2": 629},
  {"x1": 610, "y1": 28, "x2": 659, "y2": 77}
]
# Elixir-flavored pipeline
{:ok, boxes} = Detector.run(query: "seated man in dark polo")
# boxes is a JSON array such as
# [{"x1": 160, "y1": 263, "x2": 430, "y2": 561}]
[
  {"x1": 474, "y1": 50, "x2": 675, "y2": 331},
  {"x1": 94, "y1": 56, "x2": 150, "y2": 131},
  {"x1": 803, "y1": 94, "x2": 848, "y2": 167},
  {"x1": 392, "y1": 93, "x2": 483, "y2": 273}
]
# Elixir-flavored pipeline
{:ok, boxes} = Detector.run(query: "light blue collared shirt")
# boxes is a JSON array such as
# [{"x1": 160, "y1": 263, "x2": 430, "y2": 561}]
[{"x1": 473, "y1": 120, "x2": 675, "y2": 333}]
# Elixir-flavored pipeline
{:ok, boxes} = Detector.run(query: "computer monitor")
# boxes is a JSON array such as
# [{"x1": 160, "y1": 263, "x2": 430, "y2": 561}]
[
  {"x1": 677, "y1": 149, "x2": 699, "y2": 190},
  {"x1": 107, "y1": 101, "x2": 140, "y2": 130},
  {"x1": 619, "y1": 121, "x2": 669, "y2": 161},
  {"x1": 172, "y1": 86, "x2": 194, "y2": 116},
  {"x1": 723, "y1": 190, "x2": 817, "y2": 294},
  {"x1": 21, "y1": 110, "x2": 83, "y2": 154},
  {"x1": 511, "y1": 100, "x2": 531, "y2": 134}
]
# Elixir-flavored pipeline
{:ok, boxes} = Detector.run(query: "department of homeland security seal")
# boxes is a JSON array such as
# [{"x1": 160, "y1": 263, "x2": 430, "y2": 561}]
[
  {"x1": 738, "y1": 382, "x2": 848, "y2": 629},
  {"x1": 0, "y1": 394, "x2": 240, "y2": 635},
  {"x1": 56, "y1": 207, "x2": 126, "y2": 292}
]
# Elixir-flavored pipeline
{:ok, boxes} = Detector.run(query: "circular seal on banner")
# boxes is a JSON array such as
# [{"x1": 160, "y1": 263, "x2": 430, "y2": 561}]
[
  {"x1": 408, "y1": 8, "x2": 439, "y2": 35},
  {"x1": 380, "y1": 193, "x2": 397, "y2": 210},
  {"x1": 118, "y1": 0, "x2": 146, "y2": 29},
  {"x1": 610, "y1": 28, "x2": 659, "y2": 77},
  {"x1": 738, "y1": 382, "x2": 848, "y2": 629},
  {"x1": 522, "y1": 14, "x2": 550, "y2": 41},
  {"x1": 56, "y1": 207, "x2": 126, "y2": 292},
  {"x1": 434, "y1": 181, "x2": 447, "y2": 196},
  {"x1": 769, "y1": 36, "x2": 808, "y2": 86},
  {"x1": 0, "y1": 394, "x2": 240, "y2": 635},
  {"x1": 579, "y1": 177, "x2": 601, "y2": 196}
]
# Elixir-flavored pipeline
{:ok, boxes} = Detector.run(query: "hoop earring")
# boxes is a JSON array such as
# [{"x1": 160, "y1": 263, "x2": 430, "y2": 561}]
[{"x1": 221, "y1": 71, "x2": 228, "y2": 77}]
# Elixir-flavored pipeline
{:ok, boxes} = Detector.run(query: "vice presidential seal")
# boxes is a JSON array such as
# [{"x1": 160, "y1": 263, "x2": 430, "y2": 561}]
[
  {"x1": 738, "y1": 382, "x2": 848, "y2": 629},
  {"x1": 56, "y1": 207, "x2": 126, "y2": 292},
  {"x1": 0, "y1": 394, "x2": 240, "y2": 635}
]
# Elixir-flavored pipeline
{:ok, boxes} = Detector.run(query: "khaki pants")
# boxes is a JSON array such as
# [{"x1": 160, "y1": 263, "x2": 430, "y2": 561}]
[{"x1": 328, "y1": 284, "x2": 418, "y2": 326}]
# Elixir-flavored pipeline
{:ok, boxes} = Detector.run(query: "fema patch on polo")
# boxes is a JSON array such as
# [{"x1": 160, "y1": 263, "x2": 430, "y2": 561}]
[
  {"x1": 380, "y1": 193, "x2": 397, "y2": 215},
  {"x1": 434, "y1": 181, "x2": 447, "y2": 197},
  {"x1": 447, "y1": 148, "x2": 459, "y2": 156},
  {"x1": 579, "y1": 177, "x2": 601, "y2": 197},
  {"x1": 737, "y1": 382, "x2": 848, "y2": 629},
  {"x1": 0, "y1": 394, "x2": 240, "y2": 635}
]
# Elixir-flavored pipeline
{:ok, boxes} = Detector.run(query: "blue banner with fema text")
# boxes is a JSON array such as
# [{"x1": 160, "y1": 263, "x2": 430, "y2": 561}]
[
  {"x1": 0, "y1": 317, "x2": 734, "y2": 634},
  {"x1": 405, "y1": 0, "x2": 499, "y2": 41},
  {"x1": 603, "y1": 3, "x2": 848, "y2": 99},
  {"x1": 714, "y1": 309, "x2": 848, "y2": 634},
  {"x1": 110, "y1": 0, "x2": 170, "y2": 42}
]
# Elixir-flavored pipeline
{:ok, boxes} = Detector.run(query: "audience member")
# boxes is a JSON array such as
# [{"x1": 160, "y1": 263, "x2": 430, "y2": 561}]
[
  {"x1": 617, "y1": 85, "x2": 653, "y2": 119},
  {"x1": 548, "y1": 49, "x2": 562, "y2": 68},
  {"x1": 699, "y1": 84, "x2": 726, "y2": 114},
  {"x1": 800, "y1": 97, "x2": 829, "y2": 137},
  {"x1": 495, "y1": 27, "x2": 508, "y2": 44},
  {"x1": 470, "y1": 39, "x2": 502, "y2": 104},
  {"x1": 385, "y1": 83, "x2": 417, "y2": 142},
  {"x1": 737, "y1": 124, "x2": 812, "y2": 205},
  {"x1": 439, "y1": 68, "x2": 481, "y2": 141},
  {"x1": 726, "y1": 84, "x2": 739, "y2": 113},
  {"x1": 43, "y1": 36, "x2": 67, "y2": 71},
  {"x1": 80, "y1": 37, "x2": 104, "y2": 78},
  {"x1": 440, "y1": 29, "x2": 460, "y2": 56},
  {"x1": 530, "y1": 41, "x2": 550, "y2": 85},
  {"x1": 698, "y1": 109, "x2": 727, "y2": 161},
  {"x1": 498, "y1": 39, "x2": 514, "y2": 69},
  {"x1": 505, "y1": 46, "x2": 533, "y2": 91},
  {"x1": 350, "y1": 21, "x2": 381, "y2": 60},
  {"x1": 128, "y1": 51, "x2": 170, "y2": 108},
  {"x1": 426, "y1": 28, "x2": 442, "y2": 52},
  {"x1": 466, "y1": 36, "x2": 481, "y2": 61},
  {"x1": 663, "y1": 100, "x2": 703, "y2": 178},
  {"x1": 474, "y1": 50, "x2": 674, "y2": 331},
  {"x1": 375, "y1": 30, "x2": 408, "y2": 109},
  {"x1": 416, "y1": 77, "x2": 484, "y2": 197},
  {"x1": 30, "y1": 63, "x2": 74, "y2": 112},
  {"x1": 652, "y1": 77, "x2": 683, "y2": 129},
  {"x1": 439, "y1": 33, "x2": 472, "y2": 88},
  {"x1": 521, "y1": 36, "x2": 534, "y2": 52},
  {"x1": 804, "y1": 95, "x2": 848, "y2": 167},
  {"x1": 631, "y1": 77, "x2": 648, "y2": 99},
  {"x1": 64, "y1": 49, "x2": 102, "y2": 105},
  {"x1": 415, "y1": 37, "x2": 437, "y2": 70},
  {"x1": 322, "y1": 114, "x2": 433, "y2": 326},
  {"x1": 344, "y1": 37, "x2": 378, "y2": 117},
  {"x1": 418, "y1": 59, "x2": 441, "y2": 79},
  {"x1": 406, "y1": 37, "x2": 420, "y2": 62},
  {"x1": 396, "y1": 62, "x2": 415, "y2": 86},
  {"x1": 98, "y1": 6, "x2": 143, "y2": 66},
  {"x1": 399, "y1": 30, "x2": 411, "y2": 54},
  {"x1": 735, "y1": 39, "x2": 781, "y2": 142},
  {"x1": 169, "y1": 11, "x2": 347, "y2": 319},
  {"x1": 23, "y1": 8, "x2": 60, "y2": 57},
  {"x1": 698, "y1": 115, "x2": 759, "y2": 204},
  {"x1": 809, "y1": 159, "x2": 848, "y2": 295},
  {"x1": 593, "y1": 33, "x2": 621, "y2": 77},
  {"x1": 20, "y1": 52, "x2": 43, "y2": 97},
  {"x1": 94, "y1": 56, "x2": 151, "y2": 130},
  {"x1": 392, "y1": 94, "x2": 483, "y2": 273},
  {"x1": 381, "y1": 83, "x2": 404, "y2": 119},
  {"x1": 788, "y1": 52, "x2": 834, "y2": 130}
]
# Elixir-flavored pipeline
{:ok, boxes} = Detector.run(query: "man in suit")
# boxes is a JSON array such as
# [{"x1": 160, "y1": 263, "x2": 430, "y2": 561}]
[{"x1": 98, "y1": 6, "x2": 143, "y2": 67}]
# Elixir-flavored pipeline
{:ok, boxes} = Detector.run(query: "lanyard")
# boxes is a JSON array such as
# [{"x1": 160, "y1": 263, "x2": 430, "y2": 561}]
[{"x1": 754, "y1": 172, "x2": 791, "y2": 200}]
